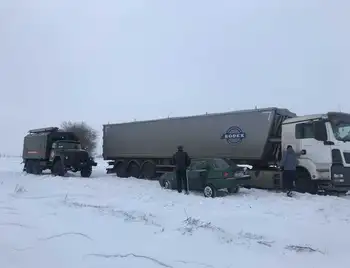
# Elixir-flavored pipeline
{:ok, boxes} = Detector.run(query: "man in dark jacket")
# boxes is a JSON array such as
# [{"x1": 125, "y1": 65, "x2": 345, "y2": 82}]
[
  {"x1": 280, "y1": 145, "x2": 297, "y2": 197},
  {"x1": 172, "y1": 145, "x2": 191, "y2": 194}
]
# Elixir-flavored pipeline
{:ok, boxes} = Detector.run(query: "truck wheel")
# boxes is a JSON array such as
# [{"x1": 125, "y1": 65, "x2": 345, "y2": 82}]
[
  {"x1": 31, "y1": 161, "x2": 42, "y2": 175},
  {"x1": 52, "y1": 160, "x2": 65, "y2": 177},
  {"x1": 295, "y1": 169, "x2": 317, "y2": 194},
  {"x1": 203, "y1": 184, "x2": 217, "y2": 198},
  {"x1": 228, "y1": 186, "x2": 240, "y2": 194},
  {"x1": 80, "y1": 167, "x2": 92, "y2": 178},
  {"x1": 127, "y1": 163, "x2": 140, "y2": 179},
  {"x1": 141, "y1": 162, "x2": 156, "y2": 179},
  {"x1": 115, "y1": 163, "x2": 127, "y2": 178},
  {"x1": 25, "y1": 160, "x2": 33, "y2": 174}
]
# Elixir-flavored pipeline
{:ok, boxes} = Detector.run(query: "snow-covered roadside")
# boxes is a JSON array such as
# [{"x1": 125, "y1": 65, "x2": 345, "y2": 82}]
[{"x1": 1, "y1": 157, "x2": 349, "y2": 268}]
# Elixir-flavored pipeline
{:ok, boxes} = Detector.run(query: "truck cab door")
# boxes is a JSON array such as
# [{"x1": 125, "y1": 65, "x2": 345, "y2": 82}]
[
  {"x1": 295, "y1": 121, "x2": 332, "y2": 180},
  {"x1": 187, "y1": 160, "x2": 209, "y2": 190}
]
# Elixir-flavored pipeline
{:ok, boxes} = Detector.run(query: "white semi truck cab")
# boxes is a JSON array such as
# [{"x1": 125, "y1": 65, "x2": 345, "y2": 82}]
[{"x1": 282, "y1": 112, "x2": 350, "y2": 193}]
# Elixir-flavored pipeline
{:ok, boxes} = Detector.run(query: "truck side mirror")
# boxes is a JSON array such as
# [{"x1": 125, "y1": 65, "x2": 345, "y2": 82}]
[{"x1": 313, "y1": 121, "x2": 327, "y2": 141}]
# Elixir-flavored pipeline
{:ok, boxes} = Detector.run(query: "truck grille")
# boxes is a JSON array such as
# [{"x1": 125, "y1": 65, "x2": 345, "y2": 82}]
[
  {"x1": 343, "y1": 152, "x2": 350, "y2": 164},
  {"x1": 64, "y1": 151, "x2": 89, "y2": 165}
]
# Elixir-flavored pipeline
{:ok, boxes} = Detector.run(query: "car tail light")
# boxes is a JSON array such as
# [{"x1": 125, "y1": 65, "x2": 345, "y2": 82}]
[{"x1": 223, "y1": 172, "x2": 229, "y2": 177}]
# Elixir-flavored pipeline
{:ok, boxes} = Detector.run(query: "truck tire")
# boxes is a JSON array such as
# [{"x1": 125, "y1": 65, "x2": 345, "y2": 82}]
[
  {"x1": 52, "y1": 160, "x2": 65, "y2": 177},
  {"x1": 115, "y1": 162, "x2": 127, "y2": 178},
  {"x1": 127, "y1": 162, "x2": 140, "y2": 178},
  {"x1": 25, "y1": 160, "x2": 33, "y2": 174},
  {"x1": 80, "y1": 167, "x2": 92, "y2": 178},
  {"x1": 31, "y1": 160, "x2": 42, "y2": 175},
  {"x1": 295, "y1": 168, "x2": 317, "y2": 194},
  {"x1": 141, "y1": 162, "x2": 156, "y2": 179}
]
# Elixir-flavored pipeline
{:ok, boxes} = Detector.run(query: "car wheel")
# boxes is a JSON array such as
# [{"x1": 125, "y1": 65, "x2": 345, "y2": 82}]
[
  {"x1": 164, "y1": 180, "x2": 172, "y2": 189},
  {"x1": 203, "y1": 184, "x2": 216, "y2": 198},
  {"x1": 228, "y1": 186, "x2": 240, "y2": 194}
]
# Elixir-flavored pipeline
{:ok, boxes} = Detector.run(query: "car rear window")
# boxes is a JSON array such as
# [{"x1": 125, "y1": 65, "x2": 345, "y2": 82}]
[{"x1": 211, "y1": 159, "x2": 230, "y2": 169}]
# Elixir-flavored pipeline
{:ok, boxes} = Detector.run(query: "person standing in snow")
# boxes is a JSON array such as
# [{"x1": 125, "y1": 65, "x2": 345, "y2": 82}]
[
  {"x1": 172, "y1": 145, "x2": 191, "y2": 194},
  {"x1": 280, "y1": 145, "x2": 297, "y2": 197}
]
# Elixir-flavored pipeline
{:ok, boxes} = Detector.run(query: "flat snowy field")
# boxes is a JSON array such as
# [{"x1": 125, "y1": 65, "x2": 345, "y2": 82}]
[{"x1": 1, "y1": 157, "x2": 349, "y2": 268}]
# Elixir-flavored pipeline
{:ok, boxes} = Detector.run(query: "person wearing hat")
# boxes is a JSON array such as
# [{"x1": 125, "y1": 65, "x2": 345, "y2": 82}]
[{"x1": 172, "y1": 145, "x2": 191, "y2": 194}]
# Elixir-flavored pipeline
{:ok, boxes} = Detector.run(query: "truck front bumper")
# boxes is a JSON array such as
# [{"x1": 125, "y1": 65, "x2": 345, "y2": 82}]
[
  {"x1": 65, "y1": 158, "x2": 97, "y2": 169},
  {"x1": 319, "y1": 165, "x2": 350, "y2": 192},
  {"x1": 82, "y1": 159, "x2": 97, "y2": 167},
  {"x1": 89, "y1": 159, "x2": 98, "y2": 166}
]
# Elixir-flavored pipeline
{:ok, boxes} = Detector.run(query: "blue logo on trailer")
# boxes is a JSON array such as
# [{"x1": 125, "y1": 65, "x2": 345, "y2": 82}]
[{"x1": 221, "y1": 126, "x2": 246, "y2": 144}]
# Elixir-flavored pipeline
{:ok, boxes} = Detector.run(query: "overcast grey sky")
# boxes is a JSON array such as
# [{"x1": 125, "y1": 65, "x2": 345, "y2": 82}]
[{"x1": 0, "y1": 0, "x2": 349, "y2": 154}]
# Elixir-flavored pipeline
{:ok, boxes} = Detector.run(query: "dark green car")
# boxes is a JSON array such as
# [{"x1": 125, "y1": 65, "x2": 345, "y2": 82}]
[{"x1": 158, "y1": 158, "x2": 251, "y2": 198}]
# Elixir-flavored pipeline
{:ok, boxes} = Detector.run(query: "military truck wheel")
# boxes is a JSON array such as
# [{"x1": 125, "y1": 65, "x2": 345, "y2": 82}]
[
  {"x1": 203, "y1": 184, "x2": 217, "y2": 198},
  {"x1": 80, "y1": 167, "x2": 92, "y2": 178},
  {"x1": 228, "y1": 186, "x2": 240, "y2": 194},
  {"x1": 52, "y1": 160, "x2": 65, "y2": 176},
  {"x1": 31, "y1": 161, "x2": 42, "y2": 175},
  {"x1": 25, "y1": 160, "x2": 33, "y2": 174}
]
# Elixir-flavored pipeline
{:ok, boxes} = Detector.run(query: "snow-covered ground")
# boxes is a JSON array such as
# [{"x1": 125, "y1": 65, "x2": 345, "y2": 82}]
[{"x1": 1, "y1": 157, "x2": 349, "y2": 268}]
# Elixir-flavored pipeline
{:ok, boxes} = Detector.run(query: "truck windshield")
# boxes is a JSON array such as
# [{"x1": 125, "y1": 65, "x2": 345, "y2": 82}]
[
  {"x1": 329, "y1": 113, "x2": 350, "y2": 142},
  {"x1": 57, "y1": 142, "x2": 81, "y2": 149}
]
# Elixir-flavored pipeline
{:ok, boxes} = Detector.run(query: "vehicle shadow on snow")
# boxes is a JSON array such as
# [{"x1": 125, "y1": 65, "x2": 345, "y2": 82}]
[
  {"x1": 20, "y1": 170, "x2": 106, "y2": 179},
  {"x1": 177, "y1": 189, "x2": 245, "y2": 198}
]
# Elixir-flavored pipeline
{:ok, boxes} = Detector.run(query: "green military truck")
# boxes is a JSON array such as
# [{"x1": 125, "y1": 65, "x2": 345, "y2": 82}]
[{"x1": 22, "y1": 127, "x2": 97, "y2": 177}]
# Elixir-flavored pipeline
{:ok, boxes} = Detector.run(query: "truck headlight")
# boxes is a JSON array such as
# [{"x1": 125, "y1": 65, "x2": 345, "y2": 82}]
[{"x1": 334, "y1": 174, "x2": 344, "y2": 178}]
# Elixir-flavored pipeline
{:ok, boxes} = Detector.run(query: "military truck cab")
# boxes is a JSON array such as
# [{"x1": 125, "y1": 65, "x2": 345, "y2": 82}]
[
  {"x1": 22, "y1": 127, "x2": 97, "y2": 177},
  {"x1": 282, "y1": 112, "x2": 350, "y2": 193}
]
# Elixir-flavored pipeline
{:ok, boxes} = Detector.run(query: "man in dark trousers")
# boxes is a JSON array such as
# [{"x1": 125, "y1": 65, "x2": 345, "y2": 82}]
[
  {"x1": 280, "y1": 145, "x2": 297, "y2": 197},
  {"x1": 172, "y1": 145, "x2": 191, "y2": 194}
]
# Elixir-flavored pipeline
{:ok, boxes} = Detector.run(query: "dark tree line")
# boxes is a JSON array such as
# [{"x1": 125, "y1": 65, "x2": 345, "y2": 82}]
[{"x1": 60, "y1": 121, "x2": 98, "y2": 154}]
